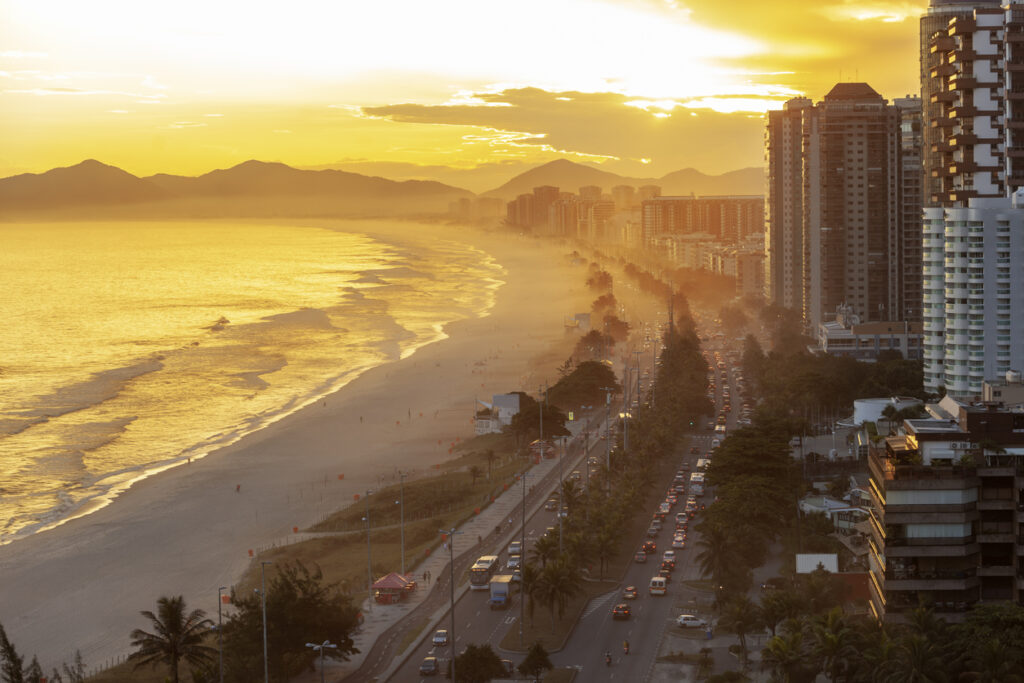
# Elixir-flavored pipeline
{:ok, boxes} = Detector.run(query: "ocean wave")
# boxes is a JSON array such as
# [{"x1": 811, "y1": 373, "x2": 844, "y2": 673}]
[
  {"x1": 259, "y1": 308, "x2": 336, "y2": 329},
  {"x1": 0, "y1": 359, "x2": 163, "y2": 438}
]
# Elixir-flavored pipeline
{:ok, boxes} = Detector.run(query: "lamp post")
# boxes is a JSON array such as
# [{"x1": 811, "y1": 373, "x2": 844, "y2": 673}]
[
  {"x1": 558, "y1": 436, "x2": 564, "y2": 555},
  {"x1": 304, "y1": 640, "x2": 337, "y2": 683},
  {"x1": 602, "y1": 387, "x2": 614, "y2": 492},
  {"x1": 440, "y1": 527, "x2": 463, "y2": 682},
  {"x1": 363, "y1": 490, "x2": 374, "y2": 611},
  {"x1": 518, "y1": 471, "x2": 530, "y2": 647},
  {"x1": 397, "y1": 471, "x2": 406, "y2": 576},
  {"x1": 217, "y1": 586, "x2": 227, "y2": 683},
  {"x1": 260, "y1": 561, "x2": 272, "y2": 683}
]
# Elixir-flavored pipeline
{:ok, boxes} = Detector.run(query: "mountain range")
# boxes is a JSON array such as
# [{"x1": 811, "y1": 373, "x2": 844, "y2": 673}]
[{"x1": 0, "y1": 158, "x2": 764, "y2": 218}]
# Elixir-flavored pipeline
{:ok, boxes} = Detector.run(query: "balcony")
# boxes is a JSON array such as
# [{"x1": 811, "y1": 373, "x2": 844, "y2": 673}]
[
  {"x1": 931, "y1": 63, "x2": 957, "y2": 78},
  {"x1": 931, "y1": 37, "x2": 956, "y2": 52},
  {"x1": 931, "y1": 90, "x2": 958, "y2": 104},
  {"x1": 976, "y1": 564, "x2": 1015, "y2": 577},
  {"x1": 950, "y1": 74, "x2": 978, "y2": 89}
]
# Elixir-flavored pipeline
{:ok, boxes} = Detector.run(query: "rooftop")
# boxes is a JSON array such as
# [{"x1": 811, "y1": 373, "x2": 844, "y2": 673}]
[{"x1": 824, "y1": 82, "x2": 883, "y2": 102}]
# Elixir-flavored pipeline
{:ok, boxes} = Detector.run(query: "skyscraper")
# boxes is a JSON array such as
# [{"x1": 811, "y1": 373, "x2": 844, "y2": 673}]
[
  {"x1": 765, "y1": 97, "x2": 812, "y2": 309},
  {"x1": 801, "y1": 84, "x2": 901, "y2": 329},
  {"x1": 896, "y1": 96, "x2": 924, "y2": 322}
]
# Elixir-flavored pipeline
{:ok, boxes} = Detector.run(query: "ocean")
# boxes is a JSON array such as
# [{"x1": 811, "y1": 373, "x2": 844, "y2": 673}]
[{"x1": 0, "y1": 220, "x2": 503, "y2": 544}]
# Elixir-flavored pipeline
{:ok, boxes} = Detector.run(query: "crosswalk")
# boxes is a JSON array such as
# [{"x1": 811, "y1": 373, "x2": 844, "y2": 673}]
[{"x1": 581, "y1": 590, "x2": 619, "y2": 619}]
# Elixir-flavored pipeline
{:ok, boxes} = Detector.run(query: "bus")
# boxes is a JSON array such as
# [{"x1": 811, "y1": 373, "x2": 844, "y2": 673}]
[{"x1": 469, "y1": 555, "x2": 500, "y2": 590}]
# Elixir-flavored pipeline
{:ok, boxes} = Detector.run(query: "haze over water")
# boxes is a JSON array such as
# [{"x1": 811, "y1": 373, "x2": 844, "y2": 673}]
[{"x1": 0, "y1": 220, "x2": 503, "y2": 544}]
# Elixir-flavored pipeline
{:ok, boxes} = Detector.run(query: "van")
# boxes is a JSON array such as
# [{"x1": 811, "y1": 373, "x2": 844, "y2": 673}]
[
  {"x1": 649, "y1": 576, "x2": 668, "y2": 596},
  {"x1": 711, "y1": 438, "x2": 720, "y2": 449}
]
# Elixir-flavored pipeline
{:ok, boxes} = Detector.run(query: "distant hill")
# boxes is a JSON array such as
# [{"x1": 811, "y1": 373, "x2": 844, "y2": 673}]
[
  {"x1": 0, "y1": 160, "x2": 474, "y2": 218},
  {"x1": 483, "y1": 159, "x2": 764, "y2": 200},
  {"x1": 302, "y1": 160, "x2": 546, "y2": 194},
  {"x1": 0, "y1": 160, "x2": 170, "y2": 210}
]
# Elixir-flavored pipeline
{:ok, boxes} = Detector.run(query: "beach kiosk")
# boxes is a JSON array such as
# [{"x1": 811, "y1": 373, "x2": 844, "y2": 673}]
[{"x1": 372, "y1": 572, "x2": 417, "y2": 604}]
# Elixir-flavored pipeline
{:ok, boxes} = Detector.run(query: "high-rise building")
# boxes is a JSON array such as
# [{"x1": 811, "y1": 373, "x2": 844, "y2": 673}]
[
  {"x1": 896, "y1": 96, "x2": 924, "y2": 322},
  {"x1": 579, "y1": 185, "x2": 603, "y2": 202},
  {"x1": 506, "y1": 193, "x2": 534, "y2": 228},
  {"x1": 921, "y1": 2, "x2": 1024, "y2": 398},
  {"x1": 549, "y1": 196, "x2": 579, "y2": 237},
  {"x1": 612, "y1": 185, "x2": 636, "y2": 211},
  {"x1": 801, "y1": 83, "x2": 901, "y2": 329},
  {"x1": 765, "y1": 97, "x2": 813, "y2": 310},
  {"x1": 638, "y1": 185, "x2": 662, "y2": 202},
  {"x1": 923, "y1": 6, "x2": 1006, "y2": 205},
  {"x1": 531, "y1": 185, "x2": 560, "y2": 230}
]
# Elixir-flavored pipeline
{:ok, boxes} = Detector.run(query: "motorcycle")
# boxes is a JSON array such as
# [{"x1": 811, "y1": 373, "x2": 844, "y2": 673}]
[
  {"x1": 604, "y1": 652, "x2": 612, "y2": 666},
  {"x1": 623, "y1": 640, "x2": 630, "y2": 655}
]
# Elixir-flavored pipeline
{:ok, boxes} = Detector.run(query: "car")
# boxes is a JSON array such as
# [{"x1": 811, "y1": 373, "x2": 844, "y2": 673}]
[
  {"x1": 642, "y1": 540, "x2": 657, "y2": 553},
  {"x1": 651, "y1": 518, "x2": 663, "y2": 530},
  {"x1": 571, "y1": 470, "x2": 581, "y2": 480},
  {"x1": 663, "y1": 550, "x2": 676, "y2": 563},
  {"x1": 588, "y1": 456, "x2": 598, "y2": 465},
  {"x1": 658, "y1": 566, "x2": 672, "y2": 581},
  {"x1": 419, "y1": 656, "x2": 440, "y2": 676},
  {"x1": 500, "y1": 660, "x2": 515, "y2": 675},
  {"x1": 612, "y1": 603, "x2": 631, "y2": 620},
  {"x1": 432, "y1": 629, "x2": 449, "y2": 646},
  {"x1": 634, "y1": 550, "x2": 647, "y2": 563},
  {"x1": 507, "y1": 555, "x2": 522, "y2": 570},
  {"x1": 676, "y1": 614, "x2": 708, "y2": 628},
  {"x1": 544, "y1": 498, "x2": 558, "y2": 511},
  {"x1": 672, "y1": 536, "x2": 686, "y2": 549},
  {"x1": 646, "y1": 526, "x2": 659, "y2": 538},
  {"x1": 545, "y1": 526, "x2": 557, "y2": 538},
  {"x1": 689, "y1": 446, "x2": 699, "y2": 454},
  {"x1": 511, "y1": 568, "x2": 522, "y2": 582},
  {"x1": 623, "y1": 585, "x2": 638, "y2": 599},
  {"x1": 661, "y1": 558, "x2": 675, "y2": 571},
  {"x1": 507, "y1": 541, "x2": 522, "y2": 556}
]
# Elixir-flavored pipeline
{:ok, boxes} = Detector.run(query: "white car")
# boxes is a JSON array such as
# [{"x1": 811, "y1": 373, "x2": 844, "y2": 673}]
[
  {"x1": 676, "y1": 614, "x2": 708, "y2": 628},
  {"x1": 432, "y1": 629, "x2": 449, "y2": 646},
  {"x1": 662, "y1": 550, "x2": 676, "y2": 563}
]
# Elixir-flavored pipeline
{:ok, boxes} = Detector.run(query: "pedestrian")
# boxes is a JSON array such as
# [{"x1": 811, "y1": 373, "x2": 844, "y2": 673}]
[
  {"x1": 423, "y1": 570, "x2": 428, "y2": 583},
  {"x1": 236, "y1": 484, "x2": 241, "y2": 493},
  {"x1": 478, "y1": 534, "x2": 482, "y2": 545}
]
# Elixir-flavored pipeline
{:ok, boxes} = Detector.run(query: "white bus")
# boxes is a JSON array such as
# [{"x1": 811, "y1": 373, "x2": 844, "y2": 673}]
[{"x1": 469, "y1": 555, "x2": 500, "y2": 590}]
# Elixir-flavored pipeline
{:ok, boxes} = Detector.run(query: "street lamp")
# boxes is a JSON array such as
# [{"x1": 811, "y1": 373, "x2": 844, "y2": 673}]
[
  {"x1": 260, "y1": 561, "x2": 272, "y2": 683},
  {"x1": 363, "y1": 489, "x2": 374, "y2": 611},
  {"x1": 305, "y1": 640, "x2": 337, "y2": 683},
  {"x1": 217, "y1": 586, "x2": 227, "y2": 683},
  {"x1": 440, "y1": 527, "x2": 464, "y2": 682},
  {"x1": 397, "y1": 471, "x2": 406, "y2": 576}
]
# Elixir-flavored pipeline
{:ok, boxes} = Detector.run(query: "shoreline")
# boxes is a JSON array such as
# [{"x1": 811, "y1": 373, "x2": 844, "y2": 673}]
[{"x1": 0, "y1": 223, "x2": 592, "y2": 671}]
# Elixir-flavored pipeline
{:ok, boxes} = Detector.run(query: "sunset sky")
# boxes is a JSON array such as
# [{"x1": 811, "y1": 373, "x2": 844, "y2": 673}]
[{"x1": 0, "y1": 0, "x2": 926, "y2": 180}]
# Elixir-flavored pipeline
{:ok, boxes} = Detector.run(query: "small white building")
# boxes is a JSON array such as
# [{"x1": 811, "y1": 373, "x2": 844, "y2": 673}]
[{"x1": 475, "y1": 393, "x2": 521, "y2": 435}]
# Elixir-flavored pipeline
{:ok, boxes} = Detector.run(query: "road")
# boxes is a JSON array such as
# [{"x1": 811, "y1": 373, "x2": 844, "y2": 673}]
[{"x1": 394, "y1": 333, "x2": 746, "y2": 681}]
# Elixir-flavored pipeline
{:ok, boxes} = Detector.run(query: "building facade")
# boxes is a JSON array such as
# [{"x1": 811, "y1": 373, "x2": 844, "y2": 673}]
[
  {"x1": 765, "y1": 97, "x2": 813, "y2": 310},
  {"x1": 801, "y1": 83, "x2": 901, "y2": 329},
  {"x1": 866, "y1": 397, "x2": 1024, "y2": 622}
]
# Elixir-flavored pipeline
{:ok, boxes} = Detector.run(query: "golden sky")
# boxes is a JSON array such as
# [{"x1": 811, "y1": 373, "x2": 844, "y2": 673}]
[{"x1": 0, "y1": 0, "x2": 926, "y2": 179}]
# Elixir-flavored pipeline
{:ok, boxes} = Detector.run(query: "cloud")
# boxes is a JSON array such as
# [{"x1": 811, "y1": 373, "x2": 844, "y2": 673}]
[
  {"x1": 2, "y1": 86, "x2": 166, "y2": 100},
  {"x1": 362, "y1": 87, "x2": 767, "y2": 174},
  {"x1": 0, "y1": 50, "x2": 48, "y2": 59},
  {"x1": 166, "y1": 121, "x2": 206, "y2": 129}
]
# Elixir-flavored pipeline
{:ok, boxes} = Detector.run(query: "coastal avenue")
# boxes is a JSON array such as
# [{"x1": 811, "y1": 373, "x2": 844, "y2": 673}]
[{"x1": 391, "y1": 330, "x2": 739, "y2": 681}]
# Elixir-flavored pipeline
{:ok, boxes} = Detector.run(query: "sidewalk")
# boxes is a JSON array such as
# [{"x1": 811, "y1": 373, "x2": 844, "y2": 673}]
[{"x1": 329, "y1": 416, "x2": 600, "y2": 682}]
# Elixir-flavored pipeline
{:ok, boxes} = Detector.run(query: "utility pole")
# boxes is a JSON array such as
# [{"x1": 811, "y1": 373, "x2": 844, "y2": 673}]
[
  {"x1": 518, "y1": 472, "x2": 529, "y2": 647},
  {"x1": 440, "y1": 527, "x2": 464, "y2": 681},
  {"x1": 398, "y1": 472, "x2": 406, "y2": 575},
  {"x1": 602, "y1": 387, "x2": 613, "y2": 493},
  {"x1": 260, "y1": 561, "x2": 272, "y2": 683},
  {"x1": 364, "y1": 490, "x2": 373, "y2": 612}
]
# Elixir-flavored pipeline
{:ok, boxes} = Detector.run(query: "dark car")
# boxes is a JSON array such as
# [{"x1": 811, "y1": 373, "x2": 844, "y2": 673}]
[
  {"x1": 612, "y1": 603, "x2": 631, "y2": 620},
  {"x1": 634, "y1": 550, "x2": 648, "y2": 563},
  {"x1": 623, "y1": 585, "x2": 638, "y2": 599},
  {"x1": 661, "y1": 559, "x2": 675, "y2": 571},
  {"x1": 658, "y1": 566, "x2": 672, "y2": 581},
  {"x1": 419, "y1": 656, "x2": 439, "y2": 676},
  {"x1": 642, "y1": 540, "x2": 657, "y2": 553}
]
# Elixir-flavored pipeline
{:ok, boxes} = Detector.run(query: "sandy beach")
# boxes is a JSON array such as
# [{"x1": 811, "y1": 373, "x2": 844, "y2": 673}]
[{"x1": 0, "y1": 223, "x2": 593, "y2": 671}]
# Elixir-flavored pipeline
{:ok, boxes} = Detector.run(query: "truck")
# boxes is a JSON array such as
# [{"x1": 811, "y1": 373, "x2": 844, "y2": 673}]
[{"x1": 488, "y1": 575, "x2": 514, "y2": 609}]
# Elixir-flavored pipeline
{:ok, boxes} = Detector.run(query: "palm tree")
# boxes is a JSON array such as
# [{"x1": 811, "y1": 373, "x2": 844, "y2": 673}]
[
  {"x1": 520, "y1": 563, "x2": 540, "y2": 626},
  {"x1": 129, "y1": 595, "x2": 215, "y2": 683},
  {"x1": 694, "y1": 522, "x2": 742, "y2": 605},
  {"x1": 530, "y1": 534, "x2": 558, "y2": 569},
  {"x1": 591, "y1": 526, "x2": 617, "y2": 580},
  {"x1": 807, "y1": 608, "x2": 855, "y2": 682},
  {"x1": 536, "y1": 559, "x2": 579, "y2": 629},
  {"x1": 760, "y1": 631, "x2": 808, "y2": 683},
  {"x1": 468, "y1": 464, "x2": 482, "y2": 484},
  {"x1": 877, "y1": 633, "x2": 949, "y2": 683},
  {"x1": 958, "y1": 638, "x2": 1023, "y2": 682},
  {"x1": 717, "y1": 595, "x2": 761, "y2": 667}
]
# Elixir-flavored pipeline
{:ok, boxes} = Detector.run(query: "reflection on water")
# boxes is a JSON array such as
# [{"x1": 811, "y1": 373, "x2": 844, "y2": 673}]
[{"x1": 0, "y1": 220, "x2": 502, "y2": 543}]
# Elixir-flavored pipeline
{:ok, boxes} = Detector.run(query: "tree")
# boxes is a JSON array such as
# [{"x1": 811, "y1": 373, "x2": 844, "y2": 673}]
[
  {"x1": 806, "y1": 608, "x2": 855, "y2": 682},
  {"x1": 128, "y1": 595, "x2": 216, "y2": 683},
  {"x1": 520, "y1": 564, "x2": 540, "y2": 626},
  {"x1": 535, "y1": 559, "x2": 579, "y2": 628},
  {"x1": 22, "y1": 658, "x2": 42, "y2": 683},
  {"x1": 222, "y1": 561, "x2": 360, "y2": 682},
  {"x1": 530, "y1": 534, "x2": 558, "y2": 569},
  {"x1": 61, "y1": 651, "x2": 85, "y2": 683},
  {"x1": 518, "y1": 642, "x2": 553, "y2": 683},
  {"x1": 718, "y1": 595, "x2": 761, "y2": 666},
  {"x1": 761, "y1": 631, "x2": 812, "y2": 683},
  {"x1": 877, "y1": 633, "x2": 949, "y2": 683},
  {"x1": 485, "y1": 449, "x2": 496, "y2": 480},
  {"x1": 453, "y1": 643, "x2": 505, "y2": 683},
  {"x1": 468, "y1": 464, "x2": 482, "y2": 484},
  {"x1": 958, "y1": 638, "x2": 1023, "y2": 682}
]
